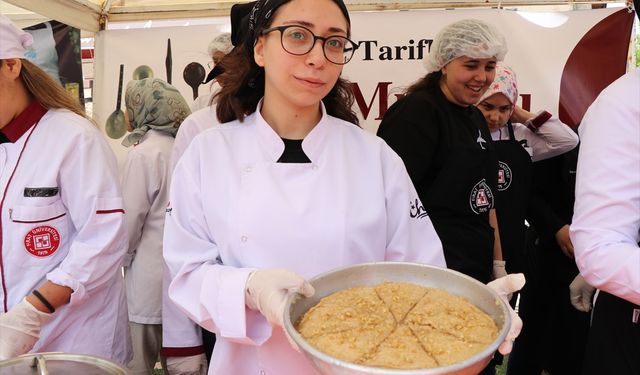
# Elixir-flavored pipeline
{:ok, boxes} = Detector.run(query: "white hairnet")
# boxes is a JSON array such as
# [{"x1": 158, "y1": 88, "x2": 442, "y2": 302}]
[
  {"x1": 207, "y1": 33, "x2": 233, "y2": 56},
  {"x1": 424, "y1": 19, "x2": 508, "y2": 73}
]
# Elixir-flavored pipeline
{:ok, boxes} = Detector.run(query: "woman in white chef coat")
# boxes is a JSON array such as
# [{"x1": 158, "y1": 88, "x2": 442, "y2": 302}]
[
  {"x1": 163, "y1": 1, "x2": 524, "y2": 374},
  {"x1": 0, "y1": 15, "x2": 130, "y2": 363},
  {"x1": 120, "y1": 78, "x2": 204, "y2": 374}
]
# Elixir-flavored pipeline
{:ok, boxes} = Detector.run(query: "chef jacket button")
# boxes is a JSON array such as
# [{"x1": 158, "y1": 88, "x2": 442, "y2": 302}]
[
  {"x1": 241, "y1": 235, "x2": 248, "y2": 243},
  {"x1": 311, "y1": 164, "x2": 318, "y2": 170},
  {"x1": 245, "y1": 166, "x2": 252, "y2": 173},
  {"x1": 259, "y1": 370, "x2": 266, "y2": 375}
]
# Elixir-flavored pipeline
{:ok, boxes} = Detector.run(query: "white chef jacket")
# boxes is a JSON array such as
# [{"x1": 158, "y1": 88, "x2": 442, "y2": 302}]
[
  {"x1": 122, "y1": 130, "x2": 174, "y2": 324},
  {"x1": 0, "y1": 107, "x2": 131, "y2": 363},
  {"x1": 162, "y1": 108, "x2": 219, "y2": 353},
  {"x1": 163, "y1": 103, "x2": 446, "y2": 375},
  {"x1": 171, "y1": 106, "x2": 220, "y2": 171},
  {"x1": 571, "y1": 69, "x2": 640, "y2": 305},
  {"x1": 489, "y1": 118, "x2": 578, "y2": 162},
  {"x1": 189, "y1": 81, "x2": 222, "y2": 113}
]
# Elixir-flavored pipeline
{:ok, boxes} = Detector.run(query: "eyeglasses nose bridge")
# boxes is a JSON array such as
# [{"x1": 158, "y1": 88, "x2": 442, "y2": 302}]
[{"x1": 310, "y1": 35, "x2": 327, "y2": 53}]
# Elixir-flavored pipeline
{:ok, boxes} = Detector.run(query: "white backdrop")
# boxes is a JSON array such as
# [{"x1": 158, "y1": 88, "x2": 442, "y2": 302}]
[{"x1": 93, "y1": 7, "x2": 621, "y2": 168}]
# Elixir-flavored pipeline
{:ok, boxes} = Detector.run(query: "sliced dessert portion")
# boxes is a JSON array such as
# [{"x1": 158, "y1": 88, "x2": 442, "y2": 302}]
[{"x1": 374, "y1": 282, "x2": 429, "y2": 323}]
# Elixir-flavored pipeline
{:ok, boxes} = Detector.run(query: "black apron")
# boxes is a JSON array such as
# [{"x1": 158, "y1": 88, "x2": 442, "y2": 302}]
[
  {"x1": 583, "y1": 291, "x2": 640, "y2": 375},
  {"x1": 493, "y1": 122, "x2": 533, "y2": 274},
  {"x1": 424, "y1": 104, "x2": 497, "y2": 284}
]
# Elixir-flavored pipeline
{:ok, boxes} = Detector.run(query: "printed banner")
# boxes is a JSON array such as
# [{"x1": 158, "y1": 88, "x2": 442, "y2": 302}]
[
  {"x1": 93, "y1": 8, "x2": 633, "y2": 167},
  {"x1": 24, "y1": 20, "x2": 85, "y2": 104}
]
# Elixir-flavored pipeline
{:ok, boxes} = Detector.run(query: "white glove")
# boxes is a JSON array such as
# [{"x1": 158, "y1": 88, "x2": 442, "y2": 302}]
[
  {"x1": 569, "y1": 274, "x2": 596, "y2": 312},
  {"x1": 245, "y1": 268, "x2": 315, "y2": 327},
  {"x1": 492, "y1": 260, "x2": 507, "y2": 279},
  {"x1": 0, "y1": 297, "x2": 53, "y2": 360},
  {"x1": 487, "y1": 274, "x2": 526, "y2": 355},
  {"x1": 165, "y1": 353, "x2": 208, "y2": 375}
]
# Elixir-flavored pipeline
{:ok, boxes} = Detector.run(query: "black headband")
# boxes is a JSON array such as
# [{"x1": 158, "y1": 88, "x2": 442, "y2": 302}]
[{"x1": 230, "y1": 0, "x2": 350, "y2": 50}]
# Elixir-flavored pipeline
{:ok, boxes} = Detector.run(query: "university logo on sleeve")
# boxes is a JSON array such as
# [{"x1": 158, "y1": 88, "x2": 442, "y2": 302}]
[
  {"x1": 24, "y1": 226, "x2": 60, "y2": 257},
  {"x1": 497, "y1": 161, "x2": 513, "y2": 191},
  {"x1": 469, "y1": 179, "x2": 494, "y2": 214}
]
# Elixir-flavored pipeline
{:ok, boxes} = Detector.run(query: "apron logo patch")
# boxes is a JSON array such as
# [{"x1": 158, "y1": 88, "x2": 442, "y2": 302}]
[
  {"x1": 497, "y1": 161, "x2": 513, "y2": 191},
  {"x1": 24, "y1": 226, "x2": 60, "y2": 257},
  {"x1": 410, "y1": 198, "x2": 428, "y2": 219},
  {"x1": 469, "y1": 179, "x2": 494, "y2": 214}
]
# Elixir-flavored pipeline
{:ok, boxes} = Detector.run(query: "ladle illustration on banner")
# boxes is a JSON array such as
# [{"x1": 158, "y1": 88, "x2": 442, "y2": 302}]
[
  {"x1": 105, "y1": 64, "x2": 126, "y2": 139},
  {"x1": 183, "y1": 62, "x2": 206, "y2": 100}
]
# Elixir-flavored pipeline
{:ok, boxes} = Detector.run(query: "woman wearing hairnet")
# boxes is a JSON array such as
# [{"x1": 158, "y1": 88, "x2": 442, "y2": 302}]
[
  {"x1": 120, "y1": 78, "x2": 205, "y2": 374},
  {"x1": 377, "y1": 20, "x2": 523, "y2": 374},
  {"x1": 0, "y1": 15, "x2": 130, "y2": 362},
  {"x1": 190, "y1": 33, "x2": 234, "y2": 113}
]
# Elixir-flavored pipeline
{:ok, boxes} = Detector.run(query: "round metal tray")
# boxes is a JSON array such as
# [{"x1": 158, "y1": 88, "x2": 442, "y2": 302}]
[
  {"x1": 0, "y1": 352, "x2": 126, "y2": 375},
  {"x1": 284, "y1": 262, "x2": 510, "y2": 375}
]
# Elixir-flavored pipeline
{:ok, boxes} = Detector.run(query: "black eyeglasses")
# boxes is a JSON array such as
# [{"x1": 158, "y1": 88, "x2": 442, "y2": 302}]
[{"x1": 261, "y1": 25, "x2": 358, "y2": 65}]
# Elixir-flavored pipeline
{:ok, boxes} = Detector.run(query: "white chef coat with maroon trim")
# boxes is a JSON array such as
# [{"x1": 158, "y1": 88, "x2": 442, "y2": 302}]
[
  {"x1": 0, "y1": 103, "x2": 131, "y2": 363},
  {"x1": 163, "y1": 102, "x2": 446, "y2": 375}
]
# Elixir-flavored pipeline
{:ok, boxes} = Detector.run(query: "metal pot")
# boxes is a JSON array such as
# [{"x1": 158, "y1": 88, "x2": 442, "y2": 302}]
[
  {"x1": 284, "y1": 262, "x2": 511, "y2": 375},
  {"x1": 0, "y1": 352, "x2": 126, "y2": 374}
]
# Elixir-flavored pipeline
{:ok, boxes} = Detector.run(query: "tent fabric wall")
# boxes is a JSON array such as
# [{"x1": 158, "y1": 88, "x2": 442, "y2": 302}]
[{"x1": 1, "y1": 0, "x2": 621, "y2": 31}]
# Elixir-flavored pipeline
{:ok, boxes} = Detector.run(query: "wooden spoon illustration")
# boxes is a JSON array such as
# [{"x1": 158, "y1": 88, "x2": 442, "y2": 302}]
[
  {"x1": 105, "y1": 64, "x2": 126, "y2": 139},
  {"x1": 183, "y1": 62, "x2": 205, "y2": 100}
]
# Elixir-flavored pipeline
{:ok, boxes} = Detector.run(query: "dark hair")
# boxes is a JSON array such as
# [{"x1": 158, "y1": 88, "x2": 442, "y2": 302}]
[
  {"x1": 215, "y1": 0, "x2": 358, "y2": 126},
  {"x1": 405, "y1": 71, "x2": 442, "y2": 96}
]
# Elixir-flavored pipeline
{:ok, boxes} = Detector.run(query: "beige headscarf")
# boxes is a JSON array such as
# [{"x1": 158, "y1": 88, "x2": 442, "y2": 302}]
[{"x1": 122, "y1": 78, "x2": 190, "y2": 147}]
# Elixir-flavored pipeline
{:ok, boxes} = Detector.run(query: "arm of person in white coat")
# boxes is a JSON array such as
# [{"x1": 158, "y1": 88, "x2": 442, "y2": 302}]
[
  {"x1": 570, "y1": 70, "x2": 640, "y2": 306},
  {"x1": 163, "y1": 144, "x2": 267, "y2": 346},
  {"x1": 381, "y1": 146, "x2": 446, "y2": 267},
  {"x1": 161, "y1": 262, "x2": 206, "y2": 366},
  {"x1": 511, "y1": 107, "x2": 579, "y2": 162},
  {"x1": 171, "y1": 108, "x2": 219, "y2": 172},
  {"x1": 121, "y1": 151, "x2": 155, "y2": 267},
  {"x1": 46, "y1": 123, "x2": 128, "y2": 306}
]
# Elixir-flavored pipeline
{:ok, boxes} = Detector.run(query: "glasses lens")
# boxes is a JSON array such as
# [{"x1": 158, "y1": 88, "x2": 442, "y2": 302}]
[
  {"x1": 324, "y1": 36, "x2": 355, "y2": 65},
  {"x1": 281, "y1": 26, "x2": 314, "y2": 55}
]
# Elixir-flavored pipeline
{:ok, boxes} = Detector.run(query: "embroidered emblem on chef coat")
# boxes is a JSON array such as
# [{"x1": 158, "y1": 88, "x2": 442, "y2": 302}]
[
  {"x1": 497, "y1": 161, "x2": 513, "y2": 191},
  {"x1": 24, "y1": 226, "x2": 60, "y2": 257},
  {"x1": 410, "y1": 198, "x2": 428, "y2": 219},
  {"x1": 469, "y1": 179, "x2": 494, "y2": 214}
]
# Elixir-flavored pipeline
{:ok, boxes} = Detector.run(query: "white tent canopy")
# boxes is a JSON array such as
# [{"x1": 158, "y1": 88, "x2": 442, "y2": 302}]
[{"x1": 1, "y1": 0, "x2": 618, "y2": 31}]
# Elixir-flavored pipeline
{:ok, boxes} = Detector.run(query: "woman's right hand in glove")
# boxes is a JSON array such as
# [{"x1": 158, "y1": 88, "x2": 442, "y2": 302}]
[
  {"x1": 0, "y1": 298, "x2": 53, "y2": 360},
  {"x1": 244, "y1": 268, "x2": 315, "y2": 327}
]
